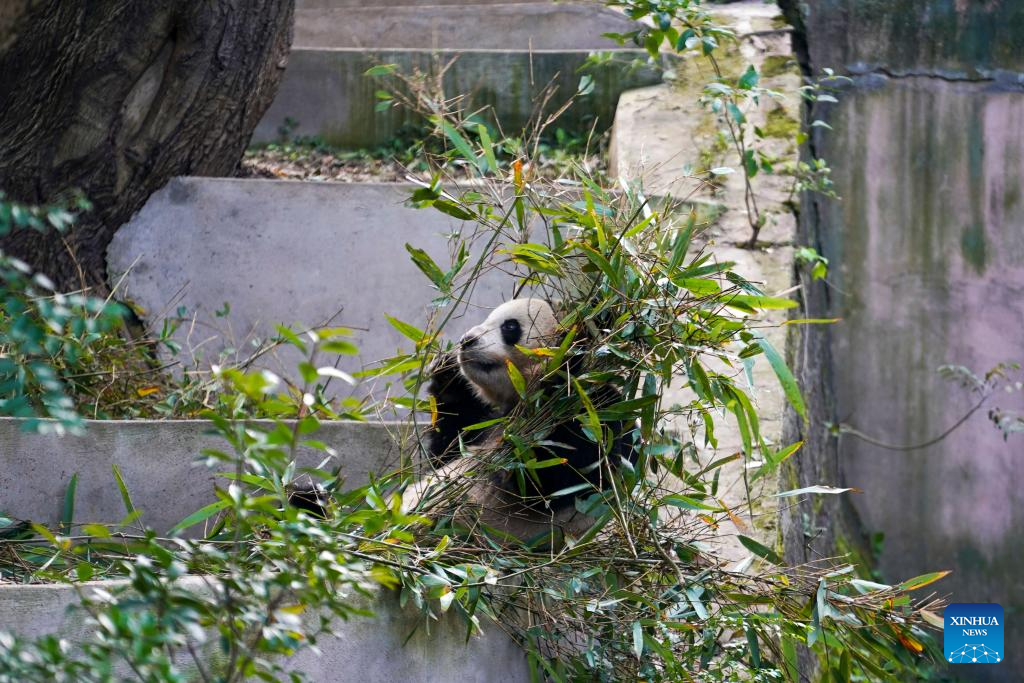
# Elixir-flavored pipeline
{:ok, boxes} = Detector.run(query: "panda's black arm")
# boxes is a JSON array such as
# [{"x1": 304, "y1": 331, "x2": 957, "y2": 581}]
[
  {"x1": 425, "y1": 352, "x2": 496, "y2": 466},
  {"x1": 528, "y1": 382, "x2": 640, "y2": 509}
]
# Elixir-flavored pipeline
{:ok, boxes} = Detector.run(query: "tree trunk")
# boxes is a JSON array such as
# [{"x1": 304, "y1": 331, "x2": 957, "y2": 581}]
[{"x1": 0, "y1": 0, "x2": 295, "y2": 292}]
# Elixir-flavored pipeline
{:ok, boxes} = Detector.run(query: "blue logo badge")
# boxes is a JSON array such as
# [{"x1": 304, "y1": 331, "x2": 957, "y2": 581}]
[{"x1": 945, "y1": 603, "x2": 1003, "y2": 664}]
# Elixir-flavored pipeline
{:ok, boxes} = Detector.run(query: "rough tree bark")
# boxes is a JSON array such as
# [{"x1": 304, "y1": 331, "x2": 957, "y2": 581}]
[{"x1": 0, "y1": 0, "x2": 295, "y2": 292}]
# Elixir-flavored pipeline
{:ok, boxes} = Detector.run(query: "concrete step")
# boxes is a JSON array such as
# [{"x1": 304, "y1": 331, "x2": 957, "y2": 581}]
[
  {"x1": 254, "y1": 3, "x2": 661, "y2": 147},
  {"x1": 254, "y1": 48, "x2": 666, "y2": 148},
  {"x1": 107, "y1": 177, "x2": 519, "y2": 395},
  {"x1": 293, "y1": 3, "x2": 637, "y2": 50},
  {"x1": 0, "y1": 417, "x2": 405, "y2": 536},
  {"x1": 0, "y1": 577, "x2": 529, "y2": 681},
  {"x1": 298, "y1": 0, "x2": 551, "y2": 7}
]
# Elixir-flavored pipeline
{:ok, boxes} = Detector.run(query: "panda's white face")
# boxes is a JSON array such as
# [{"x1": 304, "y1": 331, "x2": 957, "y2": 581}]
[{"x1": 457, "y1": 298, "x2": 559, "y2": 409}]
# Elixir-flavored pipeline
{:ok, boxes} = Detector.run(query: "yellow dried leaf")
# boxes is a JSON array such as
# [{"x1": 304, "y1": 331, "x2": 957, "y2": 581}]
[
  {"x1": 698, "y1": 514, "x2": 718, "y2": 529},
  {"x1": 897, "y1": 631, "x2": 924, "y2": 654},
  {"x1": 717, "y1": 497, "x2": 749, "y2": 532}
]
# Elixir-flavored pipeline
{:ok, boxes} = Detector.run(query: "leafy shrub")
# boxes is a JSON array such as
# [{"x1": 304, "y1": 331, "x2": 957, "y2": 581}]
[
  {"x1": 0, "y1": 192, "x2": 125, "y2": 434},
  {"x1": 351, "y1": 111, "x2": 946, "y2": 679},
  {"x1": 0, "y1": 166, "x2": 946, "y2": 680},
  {"x1": 0, "y1": 7, "x2": 949, "y2": 678},
  {"x1": 0, "y1": 333, "x2": 412, "y2": 682}
]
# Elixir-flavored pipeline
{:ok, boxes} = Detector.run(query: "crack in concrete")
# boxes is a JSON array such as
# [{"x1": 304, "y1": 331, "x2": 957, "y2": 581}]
[{"x1": 850, "y1": 65, "x2": 1024, "y2": 87}]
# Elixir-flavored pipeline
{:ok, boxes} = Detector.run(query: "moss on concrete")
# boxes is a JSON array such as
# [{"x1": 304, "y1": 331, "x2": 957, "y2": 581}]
[
  {"x1": 761, "y1": 55, "x2": 799, "y2": 79},
  {"x1": 960, "y1": 223, "x2": 988, "y2": 273},
  {"x1": 761, "y1": 106, "x2": 800, "y2": 139}
]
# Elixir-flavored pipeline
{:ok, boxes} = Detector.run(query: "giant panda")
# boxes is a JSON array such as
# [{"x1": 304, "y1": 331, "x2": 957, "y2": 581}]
[{"x1": 402, "y1": 297, "x2": 638, "y2": 542}]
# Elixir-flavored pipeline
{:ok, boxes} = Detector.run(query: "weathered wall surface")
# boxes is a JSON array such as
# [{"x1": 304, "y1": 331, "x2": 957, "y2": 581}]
[
  {"x1": 0, "y1": 418, "x2": 405, "y2": 535},
  {"x1": 108, "y1": 178, "x2": 513, "y2": 396},
  {"x1": 0, "y1": 579, "x2": 530, "y2": 682},
  {"x1": 254, "y1": 49, "x2": 663, "y2": 148},
  {"x1": 253, "y1": 2, "x2": 658, "y2": 147},
  {"x1": 788, "y1": 0, "x2": 1024, "y2": 78},
  {"x1": 297, "y1": 0, "x2": 549, "y2": 6},
  {"x1": 293, "y1": 3, "x2": 637, "y2": 50},
  {"x1": 780, "y1": 2, "x2": 1024, "y2": 678}
]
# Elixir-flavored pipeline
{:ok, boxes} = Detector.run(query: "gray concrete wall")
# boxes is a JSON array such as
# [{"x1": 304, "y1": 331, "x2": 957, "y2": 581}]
[
  {"x1": 107, "y1": 178, "x2": 522, "y2": 398},
  {"x1": 294, "y1": 3, "x2": 637, "y2": 50},
  {"x1": 779, "y1": 2, "x2": 1024, "y2": 679},
  {"x1": 824, "y1": 78, "x2": 1024, "y2": 673},
  {"x1": 0, "y1": 417, "x2": 405, "y2": 535},
  {"x1": 0, "y1": 579, "x2": 530, "y2": 682},
  {"x1": 255, "y1": 48, "x2": 664, "y2": 148},
  {"x1": 298, "y1": 0, "x2": 550, "y2": 7}
]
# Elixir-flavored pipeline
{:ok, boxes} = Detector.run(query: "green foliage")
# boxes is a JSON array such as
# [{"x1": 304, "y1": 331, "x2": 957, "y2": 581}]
[
  {"x1": 359, "y1": 113, "x2": 944, "y2": 680},
  {"x1": 940, "y1": 362, "x2": 1023, "y2": 439},
  {"x1": 0, "y1": 127, "x2": 946, "y2": 679},
  {"x1": 602, "y1": 1, "x2": 845, "y2": 248},
  {"x1": 603, "y1": 0, "x2": 781, "y2": 245},
  {"x1": 794, "y1": 246, "x2": 829, "y2": 281},
  {"x1": 363, "y1": 64, "x2": 611, "y2": 183},
  {"x1": 0, "y1": 192, "x2": 126, "y2": 434},
  {"x1": 0, "y1": 23, "x2": 952, "y2": 680},
  {"x1": 0, "y1": 189, "x2": 374, "y2": 424},
  {"x1": 0, "y1": 333, "x2": 416, "y2": 681}
]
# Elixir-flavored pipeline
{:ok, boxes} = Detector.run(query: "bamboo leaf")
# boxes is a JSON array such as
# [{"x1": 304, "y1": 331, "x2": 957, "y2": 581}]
[
  {"x1": 725, "y1": 294, "x2": 797, "y2": 310},
  {"x1": 385, "y1": 315, "x2": 426, "y2": 343},
  {"x1": 506, "y1": 360, "x2": 527, "y2": 399},
  {"x1": 756, "y1": 335, "x2": 806, "y2": 419},
  {"x1": 477, "y1": 124, "x2": 498, "y2": 173},
  {"x1": 746, "y1": 625, "x2": 762, "y2": 669},
  {"x1": 773, "y1": 485, "x2": 857, "y2": 498},
  {"x1": 738, "y1": 535, "x2": 783, "y2": 565},
  {"x1": 405, "y1": 244, "x2": 447, "y2": 288},
  {"x1": 632, "y1": 621, "x2": 644, "y2": 659},
  {"x1": 432, "y1": 198, "x2": 475, "y2": 221},
  {"x1": 897, "y1": 571, "x2": 950, "y2": 592},
  {"x1": 440, "y1": 120, "x2": 481, "y2": 171},
  {"x1": 661, "y1": 494, "x2": 722, "y2": 512},
  {"x1": 573, "y1": 378, "x2": 601, "y2": 436},
  {"x1": 61, "y1": 473, "x2": 77, "y2": 534},
  {"x1": 82, "y1": 523, "x2": 110, "y2": 538},
  {"x1": 169, "y1": 499, "x2": 231, "y2": 535},
  {"x1": 112, "y1": 464, "x2": 136, "y2": 516},
  {"x1": 525, "y1": 457, "x2": 568, "y2": 469}
]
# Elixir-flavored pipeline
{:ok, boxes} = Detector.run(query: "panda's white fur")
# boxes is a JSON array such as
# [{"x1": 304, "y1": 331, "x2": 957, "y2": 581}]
[
  {"x1": 456, "y1": 297, "x2": 559, "y2": 409},
  {"x1": 402, "y1": 297, "x2": 635, "y2": 544}
]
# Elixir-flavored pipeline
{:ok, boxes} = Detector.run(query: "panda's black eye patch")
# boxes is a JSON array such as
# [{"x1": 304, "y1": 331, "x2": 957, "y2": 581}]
[{"x1": 500, "y1": 319, "x2": 522, "y2": 346}]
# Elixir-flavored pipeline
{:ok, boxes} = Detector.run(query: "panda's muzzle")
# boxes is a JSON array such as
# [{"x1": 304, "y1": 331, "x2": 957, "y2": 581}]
[
  {"x1": 458, "y1": 327, "x2": 504, "y2": 374},
  {"x1": 458, "y1": 348, "x2": 501, "y2": 372},
  {"x1": 463, "y1": 358, "x2": 500, "y2": 372}
]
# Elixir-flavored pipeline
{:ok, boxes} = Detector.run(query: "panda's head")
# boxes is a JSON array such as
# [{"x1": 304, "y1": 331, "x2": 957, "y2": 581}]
[{"x1": 457, "y1": 298, "x2": 560, "y2": 409}]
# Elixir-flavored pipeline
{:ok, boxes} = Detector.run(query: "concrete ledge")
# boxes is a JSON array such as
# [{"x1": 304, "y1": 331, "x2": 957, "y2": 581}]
[
  {"x1": 298, "y1": 0, "x2": 551, "y2": 6},
  {"x1": 294, "y1": 3, "x2": 638, "y2": 50},
  {"x1": 0, "y1": 579, "x2": 530, "y2": 682},
  {"x1": 107, "y1": 178, "x2": 524, "y2": 393},
  {"x1": 0, "y1": 417, "x2": 406, "y2": 535},
  {"x1": 254, "y1": 48, "x2": 665, "y2": 147}
]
